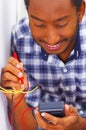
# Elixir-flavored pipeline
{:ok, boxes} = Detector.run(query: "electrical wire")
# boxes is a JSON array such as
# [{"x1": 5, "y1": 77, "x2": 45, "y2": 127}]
[
  {"x1": 8, "y1": 84, "x2": 39, "y2": 130},
  {"x1": 22, "y1": 107, "x2": 34, "y2": 130},
  {"x1": 0, "y1": 85, "x2": 39, "y2": 94},
  {"x1": 11, "y1": 93, "x2": 14, "y2": 130},
  {"x1": 3, "y1": 50, "x2": 37, "y2": 130}
]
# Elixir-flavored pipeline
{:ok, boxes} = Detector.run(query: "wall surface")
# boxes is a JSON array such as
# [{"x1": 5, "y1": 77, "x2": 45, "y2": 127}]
[
  {"x1": 0, "y1": 0, "x2": 27, "y2": 74},
  {"x1": 0, "y1": 0, "x2": 27, "y2": 129}
]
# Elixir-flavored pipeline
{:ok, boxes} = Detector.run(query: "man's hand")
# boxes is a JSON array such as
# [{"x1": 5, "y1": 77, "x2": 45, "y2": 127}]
[
  {"x1": 35, "y1": 104, "x2": 82, "y2": 130},
  {"x1": 1, "y1": 57, "x2": 28, "y2": 103}
]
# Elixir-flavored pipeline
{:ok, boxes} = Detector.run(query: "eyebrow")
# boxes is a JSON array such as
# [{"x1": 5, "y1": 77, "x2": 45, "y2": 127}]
[
  {"x1": 56, "y1": 15, "x2": 70, "y2": 22},
  {"x1": 30, "y1": 15, "x2": 45, "y2": 22},
  {"x1": 30, "y1": 15, "x2": 70, "y2": 22}
]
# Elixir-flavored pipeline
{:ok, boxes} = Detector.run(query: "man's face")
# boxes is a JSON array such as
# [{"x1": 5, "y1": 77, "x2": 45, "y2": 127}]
[{"x1": 28, "y1": 0, "x2": 84, "y2": 60}]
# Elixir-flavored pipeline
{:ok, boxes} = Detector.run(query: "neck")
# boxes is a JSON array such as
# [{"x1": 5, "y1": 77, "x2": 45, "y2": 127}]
[{"x1": 58, "y1": 41, "x2": 76, "y2": 63}]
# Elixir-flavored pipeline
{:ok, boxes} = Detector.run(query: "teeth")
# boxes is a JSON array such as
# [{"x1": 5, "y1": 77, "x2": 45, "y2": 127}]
[{"x1": 47, "y1": 44, "x2": 59, "y2": 48}]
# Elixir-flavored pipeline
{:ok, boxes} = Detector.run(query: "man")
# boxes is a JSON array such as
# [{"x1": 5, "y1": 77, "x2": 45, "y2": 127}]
[{"x1": 1, "y1": 0, "x2": 86, "y2": 129}]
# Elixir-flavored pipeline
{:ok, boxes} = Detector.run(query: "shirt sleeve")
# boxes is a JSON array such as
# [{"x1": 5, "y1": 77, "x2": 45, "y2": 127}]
[
  {"x1": 10, "y1": 26, "x2": 18, "y2": 56},
  {"x1": 25, "y1": 83, "x2": 42, "y2": 108}
]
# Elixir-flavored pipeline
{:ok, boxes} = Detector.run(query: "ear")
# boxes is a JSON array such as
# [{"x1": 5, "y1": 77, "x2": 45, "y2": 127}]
[{"x1": 78, "y1": 1, "x2": 85, "y2": 22}]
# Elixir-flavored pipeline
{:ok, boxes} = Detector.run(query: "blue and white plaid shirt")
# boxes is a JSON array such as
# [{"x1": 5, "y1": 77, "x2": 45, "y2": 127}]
[{"x1": 11, "y1": 14, "x2": 86, "y2": 118}]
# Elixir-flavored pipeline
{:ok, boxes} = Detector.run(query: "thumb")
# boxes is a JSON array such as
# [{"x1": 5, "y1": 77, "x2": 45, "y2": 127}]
[
  {"x1": 65, "y1": 104, "x2": 78, "y2": 116},
  {"x1": 64, "y1": 104, "x2": 70, "y2": 116}
]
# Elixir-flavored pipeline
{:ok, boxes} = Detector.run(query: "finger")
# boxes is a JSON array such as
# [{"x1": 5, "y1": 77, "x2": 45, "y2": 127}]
[
  {"x1": 35, "y1": 108, "x2": 64, "y2": 130},
  {"x1": 8, "y1": 59, "x2": 25, "y2": 85},
  {"x1": 69, "y1": 105, "x2": 78, "y2": 115},
  {"x1": 2, "y1": 64, "x2": 23, "y2": 80},
  {"x1": 1, "y1": 72, "x2": 25, "y2": 90},
  {"x1": 1, "y1": 67, "x2": 23, "y2": 86},
  {"x1": 8, "y1": 57, "x2": 19, "y2": 65},
  {"x1": 1, "y1": 72, "x2": 19, "y2": 83},
  {"x1": 23, "y1": 73, "x2": 29, "y2": 89},
  {"x1": 64, "y1": 115, "x2": 79, "y2": 127},
  {"x1": 8, "y1": 57, "x2": 24, "y2": 72},
  {"x1": 41, "y1": 112, "x2": 64, "y2": 125},
  {"x1": 63, "y1": 104, "x2": 79, "y2": 127},
  {"x1": 1, "y1": 80, "x2": 21, "y2": 90},
  {"x1": 35, "y1": 108, "x2": 48, "y2": 129},
  {"x1": 64, "y1": 104, "x2": 70, "y2": 116},
  {"x1": 40, "y1": 111, "x2": 79, "y2": 128},
  {"x1": 19, "y1": 62, "x2": 24, "y2": 71},
  {"x1": 65, "y1": 104, "x2": 78, "y2": 116},
  {"x1": 2, "y1": 57, "x2": 23, "y2": 73}
]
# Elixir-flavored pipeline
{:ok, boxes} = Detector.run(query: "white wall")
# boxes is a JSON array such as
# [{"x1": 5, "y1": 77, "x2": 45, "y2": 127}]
[
  {"x1": 0, "y1": 0, "x2": 27, "y2": 74},
  {"x1": 0, "y1": 1, "x2": 27, "y2": 129},
  {"x1": 0, "y1": 0, "x2": 16, "y2": 73},
  {"x1": 16, "y1": 0, "x2": 27, "y2": 21}
]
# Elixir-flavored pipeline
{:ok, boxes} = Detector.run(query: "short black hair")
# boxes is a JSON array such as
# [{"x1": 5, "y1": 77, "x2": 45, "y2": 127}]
[
  {"x1": 72, "y1": 0, "x2": 83, "y2": 9},
  {"x1": 24, "y1": 0, "x2": 29, "y2": 9},
  {"x1": 24, "y1": 0, "x2": 83, "y2": 10}
]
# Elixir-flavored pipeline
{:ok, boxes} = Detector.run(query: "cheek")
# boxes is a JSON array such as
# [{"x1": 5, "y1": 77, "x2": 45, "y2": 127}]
[
  {"x1": 63, "y1": 24, "x2": 78, "y2": 40},
  {"x1": 66, "y1": 19, "x2": 78, "y2": 38},
  {"x1": 30, "y1": 25, "x2": 43, "y2": 40},
  {"x1": 31, "y1": 30, "x2": 45, "y2": 42}
]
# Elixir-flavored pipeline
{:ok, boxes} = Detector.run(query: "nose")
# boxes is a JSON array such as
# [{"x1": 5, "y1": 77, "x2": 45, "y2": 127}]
[{"x1": 45, "y1": 27, "x2": 60, "y2": 45}]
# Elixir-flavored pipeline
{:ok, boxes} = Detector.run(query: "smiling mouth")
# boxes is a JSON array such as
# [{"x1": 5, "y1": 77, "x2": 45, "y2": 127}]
[{"x1": 44, "y1": 42, "x2": 64, "y2": 51}]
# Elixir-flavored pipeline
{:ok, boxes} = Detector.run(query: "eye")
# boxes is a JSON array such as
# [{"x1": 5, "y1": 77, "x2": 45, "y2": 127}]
[
  {"x1": 34, "y1": 24, "x2": 45, "y2": 28},
  {"x1": 56, "y1": 22, "x2": 68, "y2": 28}
]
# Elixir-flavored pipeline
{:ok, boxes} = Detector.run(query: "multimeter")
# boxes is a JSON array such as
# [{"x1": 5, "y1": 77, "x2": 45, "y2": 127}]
[{"x1": 39, "y1": 101, "x2": 65, "y2": 117}]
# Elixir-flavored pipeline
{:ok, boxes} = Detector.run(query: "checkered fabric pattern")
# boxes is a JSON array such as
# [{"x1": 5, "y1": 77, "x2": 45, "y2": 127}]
[{"x1": 11, "y1": 13, "x2": 86, "y2": 118}]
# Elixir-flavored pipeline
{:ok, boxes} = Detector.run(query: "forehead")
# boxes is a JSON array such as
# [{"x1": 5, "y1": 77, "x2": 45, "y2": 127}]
[
  {"x1": 29, "y1": 0, "x2": 75, "y2": 18},
  {"x1": 29, "y1": 0, "x2": 73, "y2": 10}
]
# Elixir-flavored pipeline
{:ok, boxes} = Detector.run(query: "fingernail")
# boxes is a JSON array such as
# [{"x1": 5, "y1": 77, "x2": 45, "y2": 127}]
[
  {"x1": 20, "y1": 62, "x2": 23, "y2": 68},
  {"x1": 18, "y1": 72, "x2": 23, "y2": 78},
  {"x1": 19, "y1": 80, "x2": 21, "y2": 84},
  {"x1": 65, "y1": 104, "x2": 69, "y2": 111},
  {"x1": 21, "y1": 84, "x2": 25, "y2": 89},
  {"x1": 41, "y1": 113, "x2": 46, "y2": 117},
  {"x1": 53, "y1": 122, "x2": 57, "y2": 125},
  {"x1": 34, "y1": 109, "x2": 37, "y2": 114},
  {"x1": 16, "y1": 64, "x2": 20, "y2": 68}
]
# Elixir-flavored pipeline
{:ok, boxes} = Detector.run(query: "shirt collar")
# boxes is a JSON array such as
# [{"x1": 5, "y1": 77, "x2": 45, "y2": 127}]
[{"x1": 67, "y1": 30, "x2": 81, "y2": 62}]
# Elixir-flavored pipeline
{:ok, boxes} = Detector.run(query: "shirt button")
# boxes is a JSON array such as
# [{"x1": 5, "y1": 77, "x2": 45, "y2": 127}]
[
  {"x1": 63, "y1": 67, "x2": 68, "y2": 73},
  {"x1": 79, "y1": 110, "x2": 84, "y2": 115}
]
